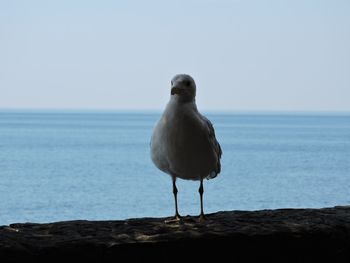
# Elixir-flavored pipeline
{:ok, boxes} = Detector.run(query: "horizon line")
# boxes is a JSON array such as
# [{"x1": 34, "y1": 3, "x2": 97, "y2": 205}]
[{"x1": 1, "y1": 107, "x2": 350, "y2": 115}]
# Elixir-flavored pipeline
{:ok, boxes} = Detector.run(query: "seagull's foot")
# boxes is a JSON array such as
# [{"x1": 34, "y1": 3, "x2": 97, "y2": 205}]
[
  {"x1": 165, "y1": 214, "x2": 182, "y2": 224},
  {"x1": 198, "y1": 214, "x2": 207, "y2": 222}
]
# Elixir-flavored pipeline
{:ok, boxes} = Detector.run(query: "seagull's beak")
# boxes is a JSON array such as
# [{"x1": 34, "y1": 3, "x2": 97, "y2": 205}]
[{"x1": 171, "y1": 86, "x2": 182, "y2": 95}]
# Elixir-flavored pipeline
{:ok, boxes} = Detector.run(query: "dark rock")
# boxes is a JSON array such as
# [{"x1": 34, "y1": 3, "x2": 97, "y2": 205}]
[{"x1": 1, "y1": 206, "x2": 350, "y2": 262}]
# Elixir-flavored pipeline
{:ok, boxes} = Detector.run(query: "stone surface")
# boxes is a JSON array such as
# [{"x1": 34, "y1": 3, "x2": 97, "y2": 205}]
[{"x1": 1, "y1": 206, "x2": 350, "y2": 262}]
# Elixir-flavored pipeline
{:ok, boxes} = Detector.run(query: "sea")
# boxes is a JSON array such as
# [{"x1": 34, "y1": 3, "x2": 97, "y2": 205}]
[{"x1": 0, "y1": 110, "x2": 349, "y2": 225}]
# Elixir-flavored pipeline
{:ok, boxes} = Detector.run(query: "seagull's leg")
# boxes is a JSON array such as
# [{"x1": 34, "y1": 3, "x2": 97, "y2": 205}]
[
  {"x1": 165, "y1": 176, "x2": 182, "y2": 223},
  {"x1": 199, "y1": 178, "x2": 206, "y2": 221},
  {"x1": 172, "y1": 176, "x2": 181, "y2": 220}
]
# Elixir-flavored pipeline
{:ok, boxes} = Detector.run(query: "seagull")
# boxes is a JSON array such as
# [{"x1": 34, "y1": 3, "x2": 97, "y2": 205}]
[{"x1": 150, "y1": 74, "x2": 222, "y2": 221}]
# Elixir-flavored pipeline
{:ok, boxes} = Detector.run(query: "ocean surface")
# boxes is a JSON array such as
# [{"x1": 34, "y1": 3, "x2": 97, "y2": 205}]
[{"x1": 0, "y1": 110, "x2": 349, "y2": 225}]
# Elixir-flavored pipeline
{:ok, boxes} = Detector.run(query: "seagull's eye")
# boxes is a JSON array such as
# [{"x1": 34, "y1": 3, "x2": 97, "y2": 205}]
[{"x1": 184, "y1": 80, "x2": 191, "y2": 86}]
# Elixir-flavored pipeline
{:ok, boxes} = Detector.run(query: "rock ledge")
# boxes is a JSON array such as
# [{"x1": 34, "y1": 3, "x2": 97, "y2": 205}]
[{"x1": 1, "y1": 206, "x2": 350, "y2": 262}]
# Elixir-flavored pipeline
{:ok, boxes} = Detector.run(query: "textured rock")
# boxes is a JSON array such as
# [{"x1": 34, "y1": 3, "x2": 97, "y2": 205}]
[{"x1": 1, "y1": 206, "x2": 350, "y2": 262}]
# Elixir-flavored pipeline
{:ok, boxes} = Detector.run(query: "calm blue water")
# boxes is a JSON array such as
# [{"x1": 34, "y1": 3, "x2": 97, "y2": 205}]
[{"x1": 0, "y1": 110, "x2": 349, "y2": 225}]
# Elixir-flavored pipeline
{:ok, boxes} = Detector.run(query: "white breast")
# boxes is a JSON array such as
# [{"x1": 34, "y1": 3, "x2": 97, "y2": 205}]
[{"x1": 150, "y1": 100, "x2": 220, "y2": 180}]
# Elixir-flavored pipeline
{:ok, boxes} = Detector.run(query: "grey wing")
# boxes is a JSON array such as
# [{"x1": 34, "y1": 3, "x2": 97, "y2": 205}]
[{"x1": 200, "y1": 115, "x2": 222, "y2": 179}]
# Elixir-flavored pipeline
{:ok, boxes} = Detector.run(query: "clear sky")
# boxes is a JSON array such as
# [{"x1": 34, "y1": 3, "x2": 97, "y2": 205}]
[{"x1": 1, "y1": 0, "x2": 349, "y2": 111}]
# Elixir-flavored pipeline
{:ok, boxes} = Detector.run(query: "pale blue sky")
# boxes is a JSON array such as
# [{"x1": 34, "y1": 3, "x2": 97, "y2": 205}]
[{"x1": 1, "y1": 0, "x2": 349, "y2": 111}]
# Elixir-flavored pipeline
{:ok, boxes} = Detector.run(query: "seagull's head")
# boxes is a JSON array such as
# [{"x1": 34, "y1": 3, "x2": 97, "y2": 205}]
[{"x1": 170, "y1": 74, "x2": 196, "y2": 102}]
